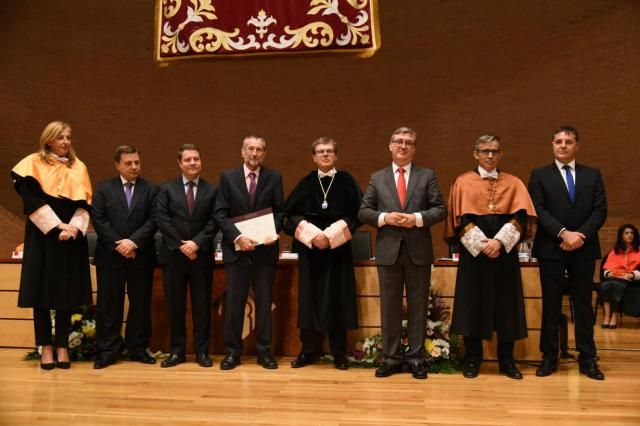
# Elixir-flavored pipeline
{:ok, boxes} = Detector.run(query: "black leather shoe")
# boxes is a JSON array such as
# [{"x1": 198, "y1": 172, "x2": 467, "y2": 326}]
[
  {"x1": 462, "y1": 361, "x2": 481, "y2": 378},
  {"x1": 40, "y1": 362, "x2": 55, "y2": 370},
  {"x1": 160, "y1": 353, "x2": 185, "y2": 368},
  {"x1": 499, "y1": 362, "x2": 523, "y2": 380},
  {"x1": 579, "y1": 361, "x2": 605, "y2": 380},
  {"x1": 535, "y1": 358, "x2": 558, "y2": 377},
  {"x1": 56, "y1": 361, "x2": 71, "y2": 369},
  {"x1": 196, "y1": 353, "x2": 213, "y2": 368},
  {"x1": 257, "y1": 355, "x2": 278, "y2": 369},
  {"x1": 333, "y1": 355, "x2": 349, "y2": 370},
  {"x1": 220, "y1": 354, "x2": 241, "y2": 370},
  {"x1": 409, "y1": 362, "x2": 428, "y2": 380},
  {"x1": 291, "y1": 353, "x2": 316, "y2": 368},
  {"x1": 129, "y1": 352, "x2": 156, "y2": 364},
  {"x1": 93, "y1": 357, "x2": 116, "y2": 370},
  {"x1": 375, "y1": 362, "x2": 400, "y2": 378}
]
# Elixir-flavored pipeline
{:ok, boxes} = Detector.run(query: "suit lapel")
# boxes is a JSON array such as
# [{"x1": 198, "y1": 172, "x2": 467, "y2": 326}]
[
  {"x1": 384, "y1": 166, "x2": 402, "y2": 210},
  {"x1": 404, "y1": 165, "x2": 419, "y2": 211},
  {"x1": 127, "y1": 178, "x2": 143, "y2": 215},
  {"x1": 573, "y1": 163, "x2": 586, "y2": 203},
  {"x1": 175, "y1": 177, "x2": 190, "y2": 215},
  {"x1": 113, "y1": 177, "x2": 129, "y2": 212},
  {"x1": 191, "y1": 178, "x2": 207, "y2": 216},
  {"x1": 254, "y1": 166, "x2": 268, "y2": 208},
  {"x1": 234, "y1": 166, "x2": 252, "y2": 209},
  {"x1": 551, "y1": 163, "x2": 572, "y2": 204}
]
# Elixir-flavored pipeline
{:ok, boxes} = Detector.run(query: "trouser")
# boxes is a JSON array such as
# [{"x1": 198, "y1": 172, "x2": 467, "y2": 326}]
[
  {"x1": 33, "y1": 308, "x2": 71, "y2": 348},
  {"x1": 299, "y1": 327, "x2": 347, "y2": 357},
  {"x1": 377, "y1": 242, "x2": 429, "y2": 364},
  {"x1": 463, "y1": 336, "x2": 515, "y2": 366}
]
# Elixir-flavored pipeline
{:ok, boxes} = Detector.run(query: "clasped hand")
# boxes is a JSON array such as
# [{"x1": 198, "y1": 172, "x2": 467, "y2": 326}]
[
  {"x1": 559, "y1": 230, "x2": 586, "y2": 251},
  {"x1": 384, "y1": 212, "x2": 416, "y2": 228},
  {"x1": 115, "y1": 239, "x2": 137, "y2": 259},
  {"x1": 481, "y1": 239, "x2": 502, "y2": 258},
  {"x1": 180, "y1": 240, "x2": 199, "y2": 260},
  {"x1": 57, "y1": 223, "x2": 79, "y2": 241}
]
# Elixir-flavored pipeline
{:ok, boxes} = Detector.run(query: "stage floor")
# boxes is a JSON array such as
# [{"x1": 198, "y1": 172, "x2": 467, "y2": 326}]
[{"x1": 1, "y1": 318, "x2": 639, "y2": 426}]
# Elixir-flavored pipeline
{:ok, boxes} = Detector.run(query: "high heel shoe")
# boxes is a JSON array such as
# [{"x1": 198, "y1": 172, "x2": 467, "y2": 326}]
[
  {"x1": 600, "y1": 323, "x2": 610, "y2": 329},
  {"x1": 609, "y1": 323, "x2": 618, "y2": 329},
  {"x1": 55, "y1": 348, "x2": 71, "y2": 369},
  {"x1": 40, "y1": 361, "x2": 55, "y2": 370}
]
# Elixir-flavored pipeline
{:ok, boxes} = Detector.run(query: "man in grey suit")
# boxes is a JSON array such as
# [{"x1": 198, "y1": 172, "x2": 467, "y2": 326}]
[{"x1": 359, "y1": 126, "x2": 447, "y2": 379}]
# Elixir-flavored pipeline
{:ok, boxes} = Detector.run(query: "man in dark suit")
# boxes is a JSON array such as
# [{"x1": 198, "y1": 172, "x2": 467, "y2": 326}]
[
  {"x1": 156, "y1": 144, "x2": 218, "y2": 368},
  {"x1": 359, "y1": 127, "x2": 447, "y2": 379},
  {"x1": 215, "y1": 135, "x2": 284, "y2": 370},
  {"x1": 92, "y1": 145, "x2": 158, "y2": 369},
  {"x1": 529, "y1": 126, "x2": 607, "y2": 380}
]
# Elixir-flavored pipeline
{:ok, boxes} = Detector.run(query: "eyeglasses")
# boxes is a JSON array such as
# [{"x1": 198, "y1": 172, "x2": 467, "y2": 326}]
[
  {"x1": 476, "y1": 149, "x2": 501, "y2": 156},
  {"x1": 391, "y1": 139, "x2": 416, "y2": 147},
  {"x1": 314, "y1": 149, "x2": 335, "y2": 155},
  {"x1": 243, "y1": 146, "x2": 265, "y2": 153}
]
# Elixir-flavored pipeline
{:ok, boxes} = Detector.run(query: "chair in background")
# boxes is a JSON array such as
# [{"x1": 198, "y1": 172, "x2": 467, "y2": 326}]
[
  {"x1": 592, "y1": 253, "x2": 609, "y2": 323},
  {"x1": 351, "y1": 230, "x2": 372, "y2": 261}
]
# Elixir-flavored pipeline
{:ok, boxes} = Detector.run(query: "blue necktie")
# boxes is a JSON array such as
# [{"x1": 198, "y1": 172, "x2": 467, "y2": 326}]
[
  {"x1": 124, "y1": 182, "x2": 134, "y2": 208},
  {"x1": 563, "y1": 165, "x2": 575, "y2": 203}
]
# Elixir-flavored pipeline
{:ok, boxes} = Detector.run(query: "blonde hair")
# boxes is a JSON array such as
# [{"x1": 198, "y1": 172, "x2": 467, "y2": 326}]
[{"x1": 38, "y1": 121, "x2": 77, "y2": 166}]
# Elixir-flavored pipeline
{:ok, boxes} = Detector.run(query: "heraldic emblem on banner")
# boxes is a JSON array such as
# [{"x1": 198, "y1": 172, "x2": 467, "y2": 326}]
[{"x1": 155, "y1": 0, "x2": 380, "y2": 63}]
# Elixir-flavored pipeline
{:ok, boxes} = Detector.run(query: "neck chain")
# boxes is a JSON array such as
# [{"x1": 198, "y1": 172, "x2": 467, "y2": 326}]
[
  {"x1": 318, "y1": 172, "x2": 336, "y2": 210},
  {"x1": 487, "y1": 174, "x2": 499, "y2": 213}
]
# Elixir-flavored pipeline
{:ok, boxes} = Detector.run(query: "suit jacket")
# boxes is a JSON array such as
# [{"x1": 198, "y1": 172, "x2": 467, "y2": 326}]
[
  {"x1": 358, "y1": 164, "x2": 447, "y2": 266},
  {"x1": 92, "y1": 176, "x2": 158, "y2": 269},
  {"x1": 528, "y1": 163, "x2": 607, "y2": 260},
  {"x1": 214, "y1": 165, "x2": 284, "y2": 264},
  {"x1": 156, "y1": 176, "x2": 218, "y2": 264}
]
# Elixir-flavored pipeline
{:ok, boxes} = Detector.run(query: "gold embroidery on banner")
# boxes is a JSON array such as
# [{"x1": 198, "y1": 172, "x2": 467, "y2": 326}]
[
  {"x1": 163, "y1": 0, "x2": 182, "y2": 18},
  {"x1": 347, "y1": 0, "x2": 368, "y2": 9},
  {"x1": 161, "y1": 0, "x2": 218, "y2": 54},
  {"x1": 307, "y1": 0, "x2": 371, "y2": 46},
  {"x1": 189, "y1": 27, "x2": 242, "y2": 53},
  {"x1": 282, "y1": 22, "x2": 334, "y2": 49},
  {"x1": 156, "y1": 0, "x2": 379, "y2": 60}
]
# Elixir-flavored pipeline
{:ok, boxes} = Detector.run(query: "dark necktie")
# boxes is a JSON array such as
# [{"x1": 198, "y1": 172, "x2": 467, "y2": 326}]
[
  {"x1": 124, "y1": 182, "x2": 133, "y2": 208},
  {"x1": 563, "y1": 165, "x2": 575, "y2": 203},
  {"x1": 396, "y1": 167, "x2": 406, "y2": 208},
  {"x1": 186, "y1": 181, "x2": 195, "y2": 214},
  {"x1": 248, "y1": 172, "x2": 257, "y2": 206}
]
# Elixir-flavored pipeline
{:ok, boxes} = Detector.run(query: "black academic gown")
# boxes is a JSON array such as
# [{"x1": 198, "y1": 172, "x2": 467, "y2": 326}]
[
  {"x1": 450, "y1": 212, "x2": 528, "y2": 341},
  {"x1": 13, "y1": 176, "x2": 92, "y2": 309},
  {"x1": 284, "y1": 171, "x2": 361, "y2": 331}
]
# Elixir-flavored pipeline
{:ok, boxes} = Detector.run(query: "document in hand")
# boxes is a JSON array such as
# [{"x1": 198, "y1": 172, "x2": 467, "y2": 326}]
[{"x1": 231, "y1": 207, "x2": 278, "y2": 250}]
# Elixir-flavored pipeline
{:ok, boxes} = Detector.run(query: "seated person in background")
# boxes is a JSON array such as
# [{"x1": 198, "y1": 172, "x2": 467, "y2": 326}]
[{"x1": 600, "y1": 224, "x2": 640, "y2": 329}]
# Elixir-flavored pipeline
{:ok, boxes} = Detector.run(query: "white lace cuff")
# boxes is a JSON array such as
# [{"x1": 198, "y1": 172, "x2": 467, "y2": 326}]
[
  {"x1": 494, "y1": 222, "x2": 521, "y2": 253},
  {"x1": 69, "y1": 208, "x2": 90, "y2": 236},
  {"x1": 323, "y1": 220, "x2": 352, "y2": 249},
  {"x1": 29, "y1": 204, "x2": 62, "y2": 235},
  {"x1": 460, "y1": 225, "x2": 487, "y2": 257},
  {"x1": 294, "y1": 220, "x2": 323, "y2": 248}
]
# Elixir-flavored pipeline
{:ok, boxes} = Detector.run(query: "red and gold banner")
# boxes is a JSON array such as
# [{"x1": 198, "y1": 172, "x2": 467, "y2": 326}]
[{"x1": 154, "y1": 0, "x2": 380, "y2": 63}]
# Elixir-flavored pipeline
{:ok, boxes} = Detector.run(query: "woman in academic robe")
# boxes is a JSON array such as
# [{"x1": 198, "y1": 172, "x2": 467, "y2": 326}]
[{"x1": 11, "y1": 121, "x2": 93, "y2": 369}]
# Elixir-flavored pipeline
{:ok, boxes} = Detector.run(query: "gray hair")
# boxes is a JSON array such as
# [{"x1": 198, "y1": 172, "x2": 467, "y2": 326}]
[{"x1": 474, "y1": 135, "x2": 500, "y2": 150}]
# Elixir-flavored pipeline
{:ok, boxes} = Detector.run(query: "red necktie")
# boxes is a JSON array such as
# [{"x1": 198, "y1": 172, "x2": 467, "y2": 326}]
[
  {"x1": 397, "y1": 167, "x2": 406, "y2": 208},
  {"x1": 186, "y1": 181, "x2": 195, "y2": 214}
]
